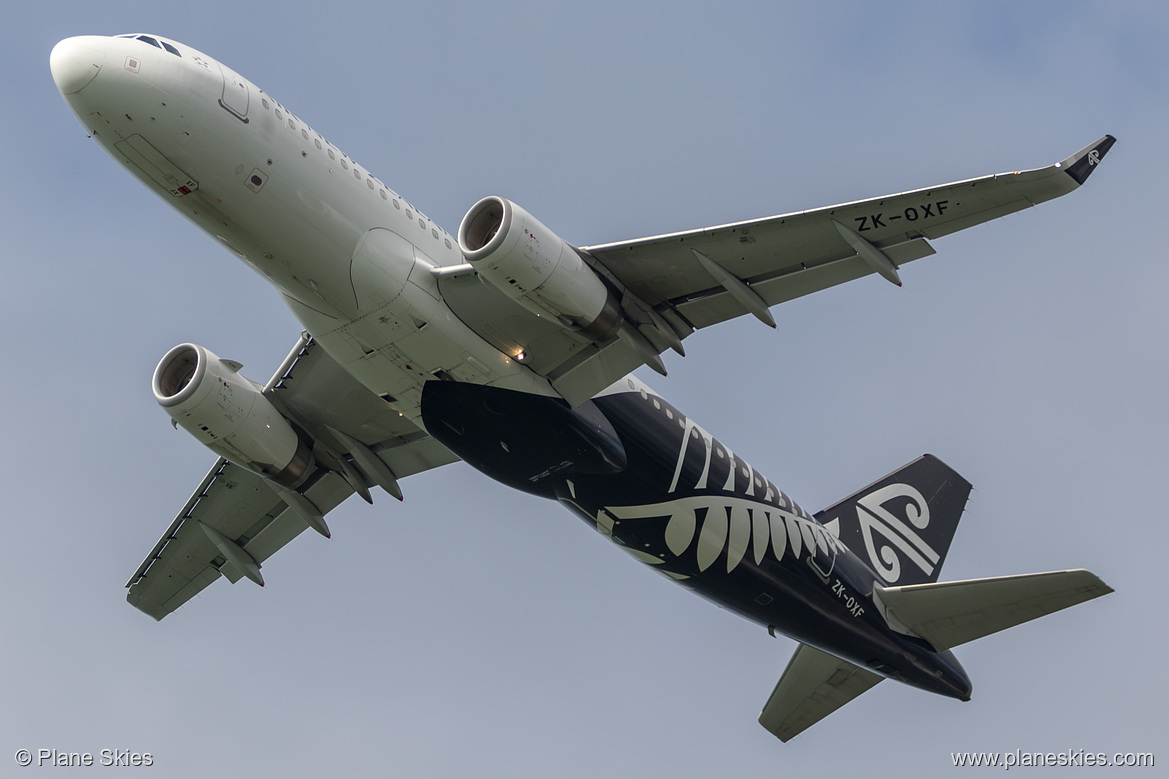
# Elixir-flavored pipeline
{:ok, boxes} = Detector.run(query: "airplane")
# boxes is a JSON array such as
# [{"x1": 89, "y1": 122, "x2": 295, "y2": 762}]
[{"x1": 51, "y1": 33, "x2": 1115, "y2": 742}]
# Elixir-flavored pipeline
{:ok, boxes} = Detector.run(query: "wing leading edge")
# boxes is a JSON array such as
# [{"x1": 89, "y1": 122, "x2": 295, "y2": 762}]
[{"x1": 126, "y1": 333, "x2": 459, "y2": 620}]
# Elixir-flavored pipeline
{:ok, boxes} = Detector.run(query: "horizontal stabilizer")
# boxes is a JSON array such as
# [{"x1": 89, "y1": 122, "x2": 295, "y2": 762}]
[
  {"x1": 759, "y1": 643, "x2": 883, "y2": 742},
  {"x1": 873, "y1": 569, "x2": 1112, "y2": 651}
]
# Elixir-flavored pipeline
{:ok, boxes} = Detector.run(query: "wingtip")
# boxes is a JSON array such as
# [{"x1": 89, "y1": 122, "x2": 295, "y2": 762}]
[{"x1": 1060, "y1": 134, "x2": 1116, "y2": 185}]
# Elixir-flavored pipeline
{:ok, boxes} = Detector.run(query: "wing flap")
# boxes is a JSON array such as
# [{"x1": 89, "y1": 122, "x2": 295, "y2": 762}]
[
  {"x1": 676, "y1": 236, "x2": 937, "y2": 330},
  {"x1": 759, "y1": 643, "x2": 883, "y2": 742},
  {"x1": 873, "y1": 569, "x2": 1113, "y2": 651},
  {"x1": 241, "y1": 470, "x2": 353, "y2": 563}
]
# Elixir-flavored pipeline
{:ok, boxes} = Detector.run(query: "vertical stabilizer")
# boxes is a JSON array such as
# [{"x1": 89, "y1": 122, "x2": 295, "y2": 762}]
[{"x1": 815, "y1": 455, "x2": 970, "y2": 586}]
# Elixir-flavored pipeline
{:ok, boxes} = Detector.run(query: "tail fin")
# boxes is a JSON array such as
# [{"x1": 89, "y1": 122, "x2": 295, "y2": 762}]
[
  {"x1": 758, "y1": 643, "x2": 883, "y2": 742},
  {"x1": 873, "y1": 569, "x2": 1112, "y2": 651},
  {"x1": 815, "y1": 454, "x2": 971, "y2": 586}
]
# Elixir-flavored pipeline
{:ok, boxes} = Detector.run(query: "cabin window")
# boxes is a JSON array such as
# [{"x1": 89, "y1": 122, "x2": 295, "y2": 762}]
[
  {"x1": 406, "y1": 210, "x2": 413, "y2": 219},
  {"x1": 288, "y1": 118, "x2": 295, "y2": 130},
  {"x1": 341, "y1": 159, "x2": 348, "y2": 170},
  {"x1": 431, "y1": 229, "x2": 439, "y2": 239},
  {"x1": 393, "y1": 200, "x2": 401, "y2": 209},
  {"x1": 419, "y1": 218, "x2": 425, "y2": 229},
  {"x1": 275, "y1": 109, "x2": 283, "y2": 120},
  {"x1": 367, "y1": 179, "x2": 375, "y2": 189},
  {"x1": 380, "y1": 190, "x2": 387, "y2": 200},
  {"x1": 327, "y1": 149, "x2": 335, "y2": 160},
  {"x1": 354, "y1": 169, "x2": 362, "y2": 179},
  {"x1": 301, "y1": 129, "x2": 309, "y2": 140},
  {"x1": 262, "y1": 98, "x2": 270, "y2": 110},
  {"x1": 444, "y1": 238, "x2": 452, "y2": 249},
  {"x1": 314, "y1": 139, "x2": 322, "y2": 150}
]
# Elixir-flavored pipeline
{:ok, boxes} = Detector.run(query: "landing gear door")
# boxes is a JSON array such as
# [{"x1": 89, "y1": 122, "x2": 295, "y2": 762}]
[{"x1": 218, "y1": 63, "x2": 250, "y2": 122}]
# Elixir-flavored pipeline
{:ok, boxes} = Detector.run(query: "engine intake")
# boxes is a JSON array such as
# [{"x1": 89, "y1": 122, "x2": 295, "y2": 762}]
[
  {"x1": 153, "y1": 343, "x2": 314, "y2": 487},
  {"x1": 459, "y1": 196, "x2": 623, "y2": 341}
]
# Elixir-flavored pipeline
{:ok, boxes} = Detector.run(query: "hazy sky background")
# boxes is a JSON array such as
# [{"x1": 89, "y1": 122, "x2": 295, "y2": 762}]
[{"x1": 4, "y1": 1, "x2": 1166, "y2": 775}]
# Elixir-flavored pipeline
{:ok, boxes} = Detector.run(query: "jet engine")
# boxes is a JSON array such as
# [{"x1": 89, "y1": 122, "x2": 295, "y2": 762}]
[
  {"x1": 152, "y1": 343, "x2": 314, "y2": 487},
  {"x1": 458, "y1": 196, "x2": 623, "y2": 340}
]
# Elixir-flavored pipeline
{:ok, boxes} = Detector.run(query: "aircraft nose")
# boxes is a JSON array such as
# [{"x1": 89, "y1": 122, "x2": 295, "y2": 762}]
[{"x1": 50, "y1": 36, "x2": 107, "y2": 95}]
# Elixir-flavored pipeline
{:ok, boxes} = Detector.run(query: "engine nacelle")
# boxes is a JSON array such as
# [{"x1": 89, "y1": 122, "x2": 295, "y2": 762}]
[
  {"x1": 153, "y1": 343, "x2": 314, "y2": 487},
  {"x1": 458, "y1": 196, "x2": 623, "y2": 340}
]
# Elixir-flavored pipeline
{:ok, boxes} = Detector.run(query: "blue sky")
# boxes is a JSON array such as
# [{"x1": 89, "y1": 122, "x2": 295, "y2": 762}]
[{"x1": 4, "y1": 2, "x2": 1166, "y2": 776}]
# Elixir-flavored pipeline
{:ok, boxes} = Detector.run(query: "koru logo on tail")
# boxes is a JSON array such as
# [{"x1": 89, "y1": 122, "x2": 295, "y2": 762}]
[{"x1": 855, "y1": 483, "x2": 940, "y2": 584}]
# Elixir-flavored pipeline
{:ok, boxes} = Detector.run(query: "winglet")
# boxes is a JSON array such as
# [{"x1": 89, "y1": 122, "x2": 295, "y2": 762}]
[{"x1": 1058, "y1": 135, "x2": 1116, "y2": 186}]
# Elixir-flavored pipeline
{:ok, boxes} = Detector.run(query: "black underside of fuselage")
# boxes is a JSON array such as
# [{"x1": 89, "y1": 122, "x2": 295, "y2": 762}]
[{"x1": 421, "y1": 380, "x2": 971, "y2": 701}]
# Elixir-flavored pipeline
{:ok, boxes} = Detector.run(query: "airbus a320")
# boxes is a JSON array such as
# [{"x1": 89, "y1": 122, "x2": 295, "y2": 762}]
[{"x1": 51, "y1": 33, "x2": 1115, "y2": 741}]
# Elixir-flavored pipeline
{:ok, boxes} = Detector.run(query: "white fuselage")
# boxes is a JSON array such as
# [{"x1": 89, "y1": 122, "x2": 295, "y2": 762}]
[{"x1": 52, "y1": 33, "x2": 560, "y2": 423}]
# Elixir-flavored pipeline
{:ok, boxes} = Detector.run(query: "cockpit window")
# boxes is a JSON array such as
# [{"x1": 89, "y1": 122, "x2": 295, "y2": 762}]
[{"x1": 124, "y1": 34, "x2": 182, "y2": 57}]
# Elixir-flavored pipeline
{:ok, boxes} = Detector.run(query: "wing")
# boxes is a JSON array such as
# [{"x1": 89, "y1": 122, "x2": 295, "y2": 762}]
[
  {"x1": 441, "y1": 136, "x2": 1115, "y2": 405},
  {"x1": 758, "y1": 642, "x2": 884, "y2": 742},
  {"x1": 126, "y1": 333, "x2": 459, "y2": 620}
]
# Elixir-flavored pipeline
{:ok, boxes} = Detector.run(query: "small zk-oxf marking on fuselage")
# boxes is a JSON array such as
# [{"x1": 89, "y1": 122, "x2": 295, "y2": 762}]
[{"x1": 831, "y1": 578, "x2": 866, "y2": 618}]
